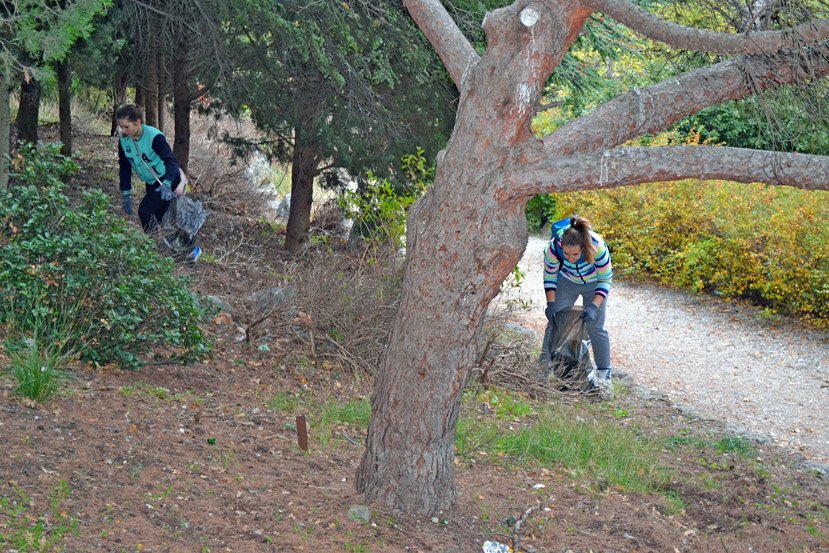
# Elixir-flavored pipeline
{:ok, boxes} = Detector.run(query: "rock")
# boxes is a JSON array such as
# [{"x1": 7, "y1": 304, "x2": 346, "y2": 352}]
[
  {"x1": 249, "y1": 286, "x2": 297, "y2": 313},
  {"x1": 275, "y1": 194, "x2": 291, "y2": 219},
  {"x1": 347, "y1": 504, "x2": 371, "y2": 524}
]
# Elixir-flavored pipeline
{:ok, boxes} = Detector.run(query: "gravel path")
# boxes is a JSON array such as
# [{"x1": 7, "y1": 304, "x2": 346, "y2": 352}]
[{"x1": 504, "y1": 236, "x2": 829, "y2": 465}]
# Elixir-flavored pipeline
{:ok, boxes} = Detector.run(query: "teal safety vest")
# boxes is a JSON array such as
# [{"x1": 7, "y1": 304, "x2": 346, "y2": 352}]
[{"x1": 119, "y1": 125, "x2": 168, "y2": 185}]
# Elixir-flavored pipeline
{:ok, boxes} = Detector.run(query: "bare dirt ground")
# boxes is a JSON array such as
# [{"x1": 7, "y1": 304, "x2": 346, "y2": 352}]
[{"x1": 0, "y1": 129, "x2": 827, "y2": 552}]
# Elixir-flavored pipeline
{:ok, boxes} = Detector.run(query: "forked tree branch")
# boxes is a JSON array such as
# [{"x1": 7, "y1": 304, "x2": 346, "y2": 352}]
[
  {"x1": 504, "y1": 145, "x2": 829, "y2": 199},
  {"x1": 588, "y1": 0, "x2": 829, "y2": 54},
  {"x1": 547, "y1": 41, "x2": 829, "y2": 154},
  {"x1": 402, "y1": 0, "x2": 479, "y2": 87}
]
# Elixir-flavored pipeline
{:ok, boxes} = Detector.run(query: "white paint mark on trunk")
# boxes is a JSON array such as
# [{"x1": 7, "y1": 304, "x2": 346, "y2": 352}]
[{"x1": 520, "y1": 7, "x2": 539, "y2": 28}]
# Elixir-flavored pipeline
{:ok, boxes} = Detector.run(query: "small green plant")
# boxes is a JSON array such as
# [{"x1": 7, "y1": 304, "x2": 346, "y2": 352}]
[
  {"x1": 267, "y1": 391, "x2": 301, "y2": 412},
  {"x1": 713, "y1": 435, "x2": 755, "y2": 456},
  {"x1": 473, "y1": 388, "x2": 534, "y2": 419},
  {"x1": 661, "y1": 489, "x2": 687, "y2": 515},
  {"x1": 220, "y1": 448, "x2": 237, "y2": 470},
  {"x1": 6, "y1": 337, "x2": 71, "y2": 402},
  {"x1": 312, "y1": 397, "x2": 371, "y2": 447},
  {"x1": 0, "y1": 480, "x2": 79, "y2": 551}
]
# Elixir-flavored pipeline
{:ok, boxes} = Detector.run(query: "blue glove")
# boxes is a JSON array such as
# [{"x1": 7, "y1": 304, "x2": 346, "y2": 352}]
[
  {"x1": 158, "y1": 183, "x2": 174, "y2": 201},
  {"x1": 544, "y1": 302, "x2": 556, "y2": 322},
  {"x1": 581, "y1": 303, "x2": 599, "y2": 323},
  {"x1": 121, "y1": 191, "x2": 132, "y2": 215}
]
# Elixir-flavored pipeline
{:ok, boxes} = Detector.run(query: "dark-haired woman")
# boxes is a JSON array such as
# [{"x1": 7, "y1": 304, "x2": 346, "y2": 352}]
[
  {"x1": 542, "y1": 216, "x2": 613, "y2": 398},
  {"x1": 115, "y1": 104, "x2": 200, "y2": 262}
]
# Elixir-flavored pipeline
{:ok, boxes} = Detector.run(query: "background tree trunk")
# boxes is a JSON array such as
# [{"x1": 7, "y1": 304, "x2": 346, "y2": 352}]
[
  {"x1": 284, "y1": 128, "x2": 319, "y2": 253},
  {"x1": 142, "y1": 31, "x2": 159, "y2": 126},
  {"x1": 16, "y1": 75, "x2": 41, "y2": 147},
  {"x1": 172, "y1": 34, "x2": 191, "y2": 172},
  {"x1": 0, "y1": 71, "x2": 10, "y2": 190},
  {"x1": 157, "y1": 92, "x2": 166, "y2": 133},
  {"x1": 56, "y1": 59, "x2": 72, "y2": 157},
  {"x1": 111, "y1": 73, "x2": 128, "y2": 136}
]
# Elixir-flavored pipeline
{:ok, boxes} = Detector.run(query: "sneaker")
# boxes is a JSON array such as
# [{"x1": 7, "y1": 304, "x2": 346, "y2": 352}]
[
  {"x1": 186, "y1": 245, "x2": 201, "y2": 263},
  {"x1": 583, "y1": 373, "x2": 614, "y2": 400},
  {"x1": 596, "y1": 377, "x2": 614, "y2": 400}
]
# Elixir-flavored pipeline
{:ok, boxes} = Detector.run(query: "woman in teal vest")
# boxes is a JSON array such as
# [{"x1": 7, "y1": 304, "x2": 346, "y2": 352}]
[{"x1": 116, "y1": 104, "x2": 200, "y2": 262}]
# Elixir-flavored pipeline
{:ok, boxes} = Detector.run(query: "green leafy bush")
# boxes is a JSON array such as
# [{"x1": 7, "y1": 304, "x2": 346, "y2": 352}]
[
  {"x1": 0, "y1": 143, "x2": 210, "y2": 369},
  {"x1": 556, "y1": 179, "x2": 829, "y2": 327},
  {"x1": 525, "y1": 193, "x2": 558, "y2": 231},
  {"x1": 339, "y1": 148, "x2": 432, "y2": 249}
]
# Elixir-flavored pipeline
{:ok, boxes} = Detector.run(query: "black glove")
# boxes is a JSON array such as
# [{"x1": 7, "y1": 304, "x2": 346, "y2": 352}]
[
  {"x1": 544, "y1": 301, "x2": 556, "y2": 322},
  {"x1": 581, "y1": 303, "x2": 599, "y2": 323},
  {"x1": 121, "y1": 191, "x2": 132, "y2": 215}
]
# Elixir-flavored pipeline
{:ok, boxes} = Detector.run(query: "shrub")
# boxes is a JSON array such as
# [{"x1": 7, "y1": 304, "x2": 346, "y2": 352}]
[
  {"x1": 0, "y1": 143, "x2": 210, "y2": 369},
  {"x1": 555, "y1": 180, "x2": 829, "y2": 327},
  {"x1": 339, "y1": 148, "x2": 432, "y2": 251}
]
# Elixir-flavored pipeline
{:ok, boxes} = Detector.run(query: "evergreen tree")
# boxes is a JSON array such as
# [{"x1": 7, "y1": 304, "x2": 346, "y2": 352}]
[{"x1": 213, "y1": 0, "x2": 457, "y2": 252}]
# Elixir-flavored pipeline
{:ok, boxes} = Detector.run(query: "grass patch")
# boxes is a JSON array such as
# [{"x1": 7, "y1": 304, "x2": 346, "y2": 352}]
[
  {"x1": 266, "y1": 391, "x2": 302, "y2": 413},
  {"x1": 0, "y1": 480, "x2": 79, "y2": 551},
  {"x1": 457, "y1": 396, "x2": 670, "y2": 494},
  {"x1": 6, "y1": 338, "x2": 71, "y2": 402}
]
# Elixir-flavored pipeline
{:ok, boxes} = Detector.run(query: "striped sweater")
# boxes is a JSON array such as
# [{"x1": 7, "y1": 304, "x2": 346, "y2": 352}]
[{"x1": 543, "y1": 229, "x2": 613, "y2": 299}]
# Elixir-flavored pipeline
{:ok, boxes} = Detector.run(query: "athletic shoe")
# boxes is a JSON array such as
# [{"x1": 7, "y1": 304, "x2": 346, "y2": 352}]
[
  {"x1": 186, "y1": 245, "x2": 201, "y2": 263},
  {"x1": 583, "y1": 374, "x2": 614, "y2": 400}
]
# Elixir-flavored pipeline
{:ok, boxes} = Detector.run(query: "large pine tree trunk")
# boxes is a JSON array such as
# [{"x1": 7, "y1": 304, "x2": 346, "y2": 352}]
[
  {"x1": 284, "y1": 127, "x2": 319, "y2": 253},
  {"x1": 355, "y1": 156, "x2": 528, "y2": 514},
  {"x1": 56, "y1": 60, "x2": 72, "y2": 157},
  {"x1": 356, "y1": 1, "x2": 579, "y2": 514},
  {"x1": 16, "y1": 75, "x2": 40, "y2": 147},
  {"x1": 0, "y1": 71, "x2": 10, "y2": 191},
  {"x1": 172, "y1": 33, "x2": 191, "y2": 172}
]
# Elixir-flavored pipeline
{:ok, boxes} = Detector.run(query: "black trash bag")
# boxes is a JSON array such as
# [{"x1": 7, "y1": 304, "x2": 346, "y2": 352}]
[
  {"x1": 159, "y1": 196, "x2": 207, "y2": 255},
  {"x1": 538, "y1": 307, "x2": 596, "y2": 388}
]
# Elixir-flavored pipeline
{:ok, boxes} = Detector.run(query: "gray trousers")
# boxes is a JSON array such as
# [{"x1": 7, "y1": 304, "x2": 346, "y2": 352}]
[{"x1": 542, "y1": 277, "x2": 611, "y2": 369}]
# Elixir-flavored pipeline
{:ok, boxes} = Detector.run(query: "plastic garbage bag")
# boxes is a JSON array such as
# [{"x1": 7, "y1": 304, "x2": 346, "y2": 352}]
[
  {"x1": 538, "y1": 307, "x2": 596, "y2": 388},
  {"x1": 482, "y1": 540, "x2": 512, "y2": 553},
  {"x1": 160, "y1": 196, "x2": 207, "y2": 255}
]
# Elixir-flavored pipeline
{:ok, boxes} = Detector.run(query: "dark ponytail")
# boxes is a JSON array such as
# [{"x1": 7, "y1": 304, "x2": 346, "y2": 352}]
[{"x1": 560, "y1": 216, "x2": 597, "y2": 263}]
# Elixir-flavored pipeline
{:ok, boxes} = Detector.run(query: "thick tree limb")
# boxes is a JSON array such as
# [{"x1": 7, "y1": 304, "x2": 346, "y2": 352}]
[
  {"x1": 588, "y1": 0, "x2": 829, "y2": 54},
  {"x1": 547, "y1": 42, "x2": 829, "y2": 154},
  {"x1": 402, "y1": 0, "x2": 479, "y2": 87},
  {"x1": 504, "y1": 145, "x2": 829, "y2": 200}
]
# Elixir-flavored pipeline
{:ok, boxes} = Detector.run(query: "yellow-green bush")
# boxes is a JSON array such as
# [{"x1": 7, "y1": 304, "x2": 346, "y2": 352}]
[{"x1": 555, "y1": 180, "x2": 829, "y2": 328}]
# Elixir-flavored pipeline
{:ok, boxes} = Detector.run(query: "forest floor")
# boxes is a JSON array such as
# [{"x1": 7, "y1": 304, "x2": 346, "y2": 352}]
[{"x1": 0, "y1": 126, "x2": 827, "y2": 553}]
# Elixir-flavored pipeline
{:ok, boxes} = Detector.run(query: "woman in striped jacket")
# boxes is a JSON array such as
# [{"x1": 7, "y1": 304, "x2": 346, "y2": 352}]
[{"x1": 542, "y1": 216, "x2": 614, "y2": 398}]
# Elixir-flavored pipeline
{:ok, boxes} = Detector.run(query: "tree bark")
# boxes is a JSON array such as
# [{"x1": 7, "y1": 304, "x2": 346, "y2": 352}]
[
  {"x1": 142, "y1": 30, "x2": 159, "y2": 126},
  {"x1": 284, "y1": 126, "x2": 320, "y2": 253},
  {"x1": 111, "y1": 73, "x2": 129, "y2": 136},
  {"x1": 16, "y1": 75, "x2": 41, "y2": 147},
  {"x1": 172, "y1": 33, "x2": 191, "y2": 172},
  {"x1": 0, "y1": 71, "x2": 10, "y2": 191},
  {"x1": 357, "y1": 0, "x2": 584, "y2": 514},
  {"x1": 56, "y1": 60, "x2": 72, "y2": 157}
]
